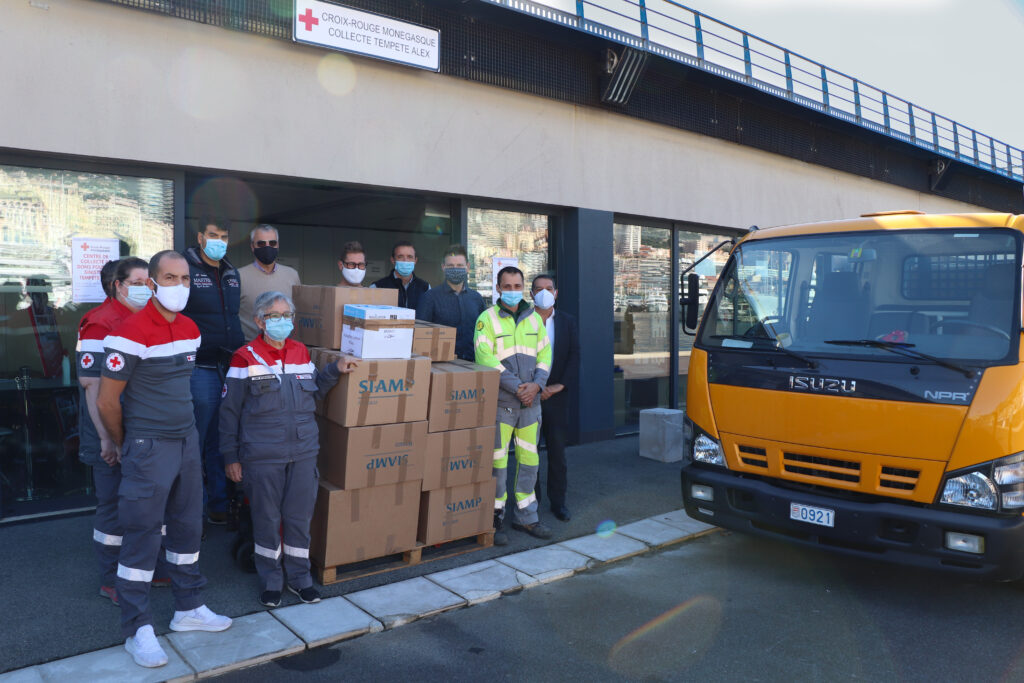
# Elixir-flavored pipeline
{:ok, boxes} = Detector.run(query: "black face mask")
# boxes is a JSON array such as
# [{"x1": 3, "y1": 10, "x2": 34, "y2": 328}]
[{"x1": 253, "y1": 245, "x2": 278, "y2": 266}]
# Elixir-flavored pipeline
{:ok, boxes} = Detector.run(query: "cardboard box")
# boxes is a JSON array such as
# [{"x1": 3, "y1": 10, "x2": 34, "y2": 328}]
[
  {"x1": 315, "y1": 351, "x2": 431, "y2": 426},
  {"x1": 427, "y1": 360, "x2": 501, "y2": 433},
  {"x1": 310, "y1": 479, "x2": 421, "y2": 568},
  {"x1": 317, "y1": 418, "x2": 427, "y2": 489},
  {"x1": 412, "y1": 321, "x2": 457, "y2": 362},
  {"x1": 341, "y1": 304, "x2": 415, "y2": 359},
  {"x1": 418, "y1": 481, "x2": 496, "y2": 545},
  {"x1": 422, "y1": 425, "x2": 495, "y2": 491},
  {"x1": 293, "y1": 285, "x2": 397, "y2": 349}
]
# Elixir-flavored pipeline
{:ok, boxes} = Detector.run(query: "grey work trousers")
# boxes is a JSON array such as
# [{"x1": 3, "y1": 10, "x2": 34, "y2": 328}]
[
  {"x1": 116, "y1": 431, "x2": 206, "y2": 637},
  {"x1": 242, "y1": 458, "x2": 318, "y2": 592}
]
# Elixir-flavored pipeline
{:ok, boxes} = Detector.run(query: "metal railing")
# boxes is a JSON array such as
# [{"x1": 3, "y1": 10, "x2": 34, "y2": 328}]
[{"x1": 484, "y1": 0, "x2": 1024, "y2": 183}]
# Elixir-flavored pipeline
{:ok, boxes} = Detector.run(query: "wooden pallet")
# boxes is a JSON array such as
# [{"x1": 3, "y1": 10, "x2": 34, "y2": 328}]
[{"x1": 316, "y1": 531, "x2": 494, "y2": 585}]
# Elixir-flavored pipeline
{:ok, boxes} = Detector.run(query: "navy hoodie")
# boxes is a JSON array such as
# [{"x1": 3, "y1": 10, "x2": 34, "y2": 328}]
[{"x1": 182, "y1": 245, "x2": 243, "y2": 367}]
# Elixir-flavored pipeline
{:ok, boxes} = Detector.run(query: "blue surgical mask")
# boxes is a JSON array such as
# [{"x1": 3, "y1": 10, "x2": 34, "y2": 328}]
[
  {"x1": 500, "y1": 290, "x2": 524, "y2": 308},
  {"x1": 264, "y1": 318, "x2": 293, "y2": 341},
  {"x1": 202, "y1": 238, "x2": 227, "y2": 261},
  {"x1": 125, "y1": 285, "x2": 152, "y2": 308},
  {"x1": 394, "y1": 261, "x2": 415, "y2": 277}
]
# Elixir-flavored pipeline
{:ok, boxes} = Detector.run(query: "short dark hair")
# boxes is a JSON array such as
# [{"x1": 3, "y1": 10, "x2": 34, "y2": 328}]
[
  {"x1": 532, "y1": 273, "x2": 556, "y2": 290},
  {"x1": 443, "y1": 244, "x2": 467, "y2": 260},
  {"x1": 497, "y1": 266, "x2": 524, "y2": 287},
  {"x1": 391, "y1": 241, "x2": 415, "y2": 258},
  {"x1": 100, "y1": 260, "x2": 120, "y2": 298},
  {"x1": 149, "y1": 250, "x2": 186, "y2": 279},
  {"x1": 196, "y1": 215, "x2": 230, "y2": 235},
  {"x1": 114, "y1": 257, "x2": 149, "y2": 287},
  {"x1": 340, "y1": 241, "x2": 365, "y2": 261}
]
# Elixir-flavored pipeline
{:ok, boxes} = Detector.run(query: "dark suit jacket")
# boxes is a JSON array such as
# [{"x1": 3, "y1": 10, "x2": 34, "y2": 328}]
[{"x1": 541, "y1": 310, "x2": 580, "y2": 427}]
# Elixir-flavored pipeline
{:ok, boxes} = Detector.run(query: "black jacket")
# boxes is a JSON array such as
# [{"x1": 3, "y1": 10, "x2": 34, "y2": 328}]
[
  {"x1": 371, "y1": 272, "x2": 430, "y2": 310},
  {"x1": 182, "y1": 245, "x2": 243, "y2": 366},
  {"x1": 541, "y1": 310, "x2": 580, "y2": 419}
]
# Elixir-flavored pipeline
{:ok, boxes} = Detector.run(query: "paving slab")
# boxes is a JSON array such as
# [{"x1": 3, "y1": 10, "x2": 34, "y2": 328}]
[
  {"x1": 649, "y1": 508, "x2": 716, "y2": 536},
  {"x1": 616, "y1": 518, "x2": 693, "y2": 547},
  {"x1": 558, "y1": 532, "x2": 649, "y2": 563},
  {"x1": 345, "y1": 577, "x2": 466, "y2": 629},
  {"x1": 0, "y1": 668, "x2": 45, "y2": 683},
  {"x1": 271, "y1": 597, "x2": 383, "y2": 648},
  {"x1": 496, "y1": 545, "x2": 591, "y2": 583},
  {"x1": 35, "y1": 637, "x2": 193, "y2": 683},
  {"x1": 426, "y1": 560, "x2": 539, "y2": 604},
  {"x1": 165, "y1": 611, "x2": 303, "y2": 679}
]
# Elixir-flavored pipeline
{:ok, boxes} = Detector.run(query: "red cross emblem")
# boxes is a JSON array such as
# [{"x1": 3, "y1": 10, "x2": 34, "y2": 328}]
[
  {"x1": 106, "y1": 352, "x2": 125, "y2": 372},
  {"x1": 81, "y1": 353, "x2": 94, "y2": 369},
  {"x1": 81, "y1": 242, "x2": 90, "y2": 251},
  {"x1": 221, "y1": 383, "x2": 228, "y2": 399},
  {"x1": 298, "y1": 8, "x2": 318, "y2": 31}
]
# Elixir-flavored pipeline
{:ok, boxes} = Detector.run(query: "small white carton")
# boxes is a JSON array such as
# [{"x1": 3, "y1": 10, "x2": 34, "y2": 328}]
[{"x1": 341, "y1": 304, "x2": 416, "y2": 359}]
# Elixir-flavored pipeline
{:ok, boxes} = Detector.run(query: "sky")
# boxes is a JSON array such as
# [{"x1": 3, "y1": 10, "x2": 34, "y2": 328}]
[{"x1": 671, "y1": 0, "x2": 1024, "y2": 148}]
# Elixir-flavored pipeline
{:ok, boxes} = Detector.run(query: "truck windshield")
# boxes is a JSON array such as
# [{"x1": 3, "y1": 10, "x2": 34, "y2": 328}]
[{"x1": 697, "y1": 229, "x2": 1020, "y2": 363}]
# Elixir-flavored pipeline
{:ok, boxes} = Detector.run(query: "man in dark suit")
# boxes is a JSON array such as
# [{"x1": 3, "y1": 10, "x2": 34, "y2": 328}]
[{"x1": 531, "y1": 274, "x2": 579, "y2": 522}]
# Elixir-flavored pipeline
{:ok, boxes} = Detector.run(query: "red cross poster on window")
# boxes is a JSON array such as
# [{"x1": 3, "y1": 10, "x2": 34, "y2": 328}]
[{"x1": 71, "y1": 237, "x2": 120, "y2": 304}]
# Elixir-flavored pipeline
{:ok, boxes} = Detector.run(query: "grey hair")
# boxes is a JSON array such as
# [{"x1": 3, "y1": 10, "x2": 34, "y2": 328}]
[
  {"x1": 253, "y1": 290, "x2": 295, "y2": 321},
  {"x1": 250, "y1": 224, "x2": 279, "y2": 243}
]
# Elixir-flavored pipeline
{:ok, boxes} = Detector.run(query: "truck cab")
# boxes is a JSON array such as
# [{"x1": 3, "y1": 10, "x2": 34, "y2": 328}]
[{"x1": 680, "y1": 211, "x2": 1024, "y2": 579}]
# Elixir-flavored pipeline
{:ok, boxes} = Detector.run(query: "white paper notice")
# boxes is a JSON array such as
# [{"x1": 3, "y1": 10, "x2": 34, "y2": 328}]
[
  {"x1": 71, "y1": 237, "x2": 120, "y2": 304},
  {"x1": 491, "y1": 256, "x2": 519, "y2": 304}
]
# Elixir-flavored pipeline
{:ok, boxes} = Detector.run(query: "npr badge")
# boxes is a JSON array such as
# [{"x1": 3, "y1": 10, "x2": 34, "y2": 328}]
[
  {"x1": 80, "y1": 353, "x2": 94, "y2": 369},
  {"x1": 105, "y1": 352, "x2": 126, "y2": 372}
]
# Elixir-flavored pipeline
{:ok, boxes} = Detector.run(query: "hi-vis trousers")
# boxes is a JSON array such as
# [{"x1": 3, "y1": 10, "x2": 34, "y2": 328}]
[
  {"x1": 493, "y1": 404, "x2": 540, "y2": 526},
  {"x1": 116, "y1": 431, "x2": 207, "y2": 637}
]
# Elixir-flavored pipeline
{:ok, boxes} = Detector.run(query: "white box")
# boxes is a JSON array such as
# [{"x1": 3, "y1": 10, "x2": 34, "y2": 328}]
[
  {"x1": 341, "y1": 304, "x2": 415, "y2": 359},
  {"x1": 639, "y1": 408, "x2": 684, "y2": 463}
]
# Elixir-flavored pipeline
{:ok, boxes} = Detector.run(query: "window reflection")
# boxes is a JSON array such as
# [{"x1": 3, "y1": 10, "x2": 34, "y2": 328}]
[{"x1": 467, "y1": 208, "x2": 549, "y2": 301}]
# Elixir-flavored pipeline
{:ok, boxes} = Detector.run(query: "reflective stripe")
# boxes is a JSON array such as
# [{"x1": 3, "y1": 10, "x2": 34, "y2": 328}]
[
  {"x1": 493, "y1": 448, "x2": 506, "y2": 461},
  {"x1": 494, "y1": 498, "x2": 506, "y2": 510},
  {"x1": 283, "y1": 544, "x2": 309, "y2": 559},
  {"x1": 284, "y1": 362, "x2": 316, "y2": 374},
  {"x1": 161, "y1": 525, "x2": 167, "y2": 536},
  {"x1": 475, "y1": 336, "x2": 492, "y2": 349},
  {"x1": 117, "y1": 563, "x2": 154, "y2": 583},
  {"x1": 516, "y1": 492, "x2": 537, "y2": 510},
  {"x1": 536, "y1": 362, "x2": 551, "y2": 372},
  {"x1": 486, "y1": 307, "x2": 503, "y2": 330},
  {"x1": 515, "y1": 438, "x2": 538, "y2": 454},
  {"x1": 93, "y1": 529, "x2": 123, "y2": 546},
  {"x1": 254, "y1": 543, "x2": 282, "y2": 560},
  {"x1": 77, "y1": 338, "x2": 106, "y2": 353},
  {"x1": 165, "y1": 550, "x2": 200, "y2": 565},
  {"x1": 104, "y1": 335, "x2": 200, "y2": 359}
]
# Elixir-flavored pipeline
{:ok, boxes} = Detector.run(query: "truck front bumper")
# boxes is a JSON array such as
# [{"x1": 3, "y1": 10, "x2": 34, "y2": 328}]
[{"x1": 681, "y1": 465, "x2": 1024, "y2": 581}]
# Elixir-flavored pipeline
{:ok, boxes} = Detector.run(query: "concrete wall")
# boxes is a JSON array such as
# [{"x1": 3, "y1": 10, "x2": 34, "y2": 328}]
[{"x1": 0, "y1": 0, "x2": 1000, "y2": 228}]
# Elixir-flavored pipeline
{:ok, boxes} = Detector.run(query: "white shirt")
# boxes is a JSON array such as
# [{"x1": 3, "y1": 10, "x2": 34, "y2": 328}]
[{"x1": 544, "y1": 309, "x2": 555, "y2": 350}]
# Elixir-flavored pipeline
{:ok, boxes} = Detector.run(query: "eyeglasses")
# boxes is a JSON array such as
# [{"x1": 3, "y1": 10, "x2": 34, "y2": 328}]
[
  {"x1": 262, "y1": 312, "x2": 294, "y2": 321},
  {"x1": 342, "y1": 262, "x2": 367, "y2": 270},
  {"x1": 254, "y1": 240, "x2": 278, "y2": 248}
]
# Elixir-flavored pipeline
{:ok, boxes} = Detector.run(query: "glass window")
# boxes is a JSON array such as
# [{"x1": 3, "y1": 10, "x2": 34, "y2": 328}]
[
  {"x1": 678, "y1": 230, "x2": 731, "y2": 407},
  {"x1": 0, "y1": 164, "x2": 174, "y2": 518},
  {"x1": 614, "y1": 223, "x2": 671, "y2": 431},
  {"x1": 466, "y1": 208, "x2": 549, "y2": 301}
]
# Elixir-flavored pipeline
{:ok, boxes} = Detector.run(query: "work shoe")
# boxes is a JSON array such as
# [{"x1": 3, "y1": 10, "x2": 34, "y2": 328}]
[
  {"x1": 125, "y1": 625, "x2": 168, "y2": 668},
  {"x1": 169, "y1": 604, "x2": 232, "y2": 632},
  {"x1": 552, "y1": 506, "x2": 572, "y2": 522},
  {"x1": 512, "y1": 521, "x2": 553, "y2": 539},
  {"x1": 493, "y1": 513, "x2": 508, "y2": 546},
  {"x1": 206, "y1": 511, "x2": 227, "y2": 526},
  {"x1": 260, "y1": 590, "x2": 282, "y2": 607},
  {"x1": 288, "y1": 585, "x2": 321, "y2": 604},
  {"x1": 99, "y1": 586, "x2": 119, "y2": 605}
]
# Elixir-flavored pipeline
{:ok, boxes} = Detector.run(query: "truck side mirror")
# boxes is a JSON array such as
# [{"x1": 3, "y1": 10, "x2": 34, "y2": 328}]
[{"x1": 681, "y1": 273, "x2": 700, "y2": 332}]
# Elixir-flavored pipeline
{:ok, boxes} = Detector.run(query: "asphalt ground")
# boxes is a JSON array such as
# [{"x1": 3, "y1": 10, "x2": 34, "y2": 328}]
[
  {"x1": 0, "y1": 434, "x2": 687, "y2": 674},
  {"x1": 220, "y1": 530, "x2": 1024, "y2": 683}
]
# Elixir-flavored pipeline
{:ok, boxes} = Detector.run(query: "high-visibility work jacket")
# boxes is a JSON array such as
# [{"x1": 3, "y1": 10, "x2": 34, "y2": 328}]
[{"x1": 474, "y1": 302, "x2": 552, "y2": 410}]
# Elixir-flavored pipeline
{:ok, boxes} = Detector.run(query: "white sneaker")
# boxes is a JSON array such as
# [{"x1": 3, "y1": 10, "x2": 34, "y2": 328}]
[
  {"x1": 125, "y1": 625, "x2": 168, "y2": 668},
  {"x1": 169, "y1": 604, "x2": 232, "y2": 632}
]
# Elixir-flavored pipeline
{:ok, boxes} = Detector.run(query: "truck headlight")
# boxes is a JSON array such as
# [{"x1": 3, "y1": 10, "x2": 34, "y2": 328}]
[
  {"x1": 693, "y1": 433, "x2": 726, "y2": 467},
  {"x1": 994, "y1": 453, "x2": 1024, "y2": 509},
  {"x1": 939, "y1": 451, "x2": 1024, "y2": 512},
  {"x1": 940, "y1": 472, "x2": 998, "y2": 510}
]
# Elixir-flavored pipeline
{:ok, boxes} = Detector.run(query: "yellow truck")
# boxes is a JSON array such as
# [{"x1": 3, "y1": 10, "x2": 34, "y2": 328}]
[{"x1": 680, "y1": 211, "x2": 1024, "y2": 578}]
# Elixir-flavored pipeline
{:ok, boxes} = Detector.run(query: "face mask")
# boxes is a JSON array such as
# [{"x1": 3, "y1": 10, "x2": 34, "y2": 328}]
[
  {"x1": 253, "y1": 245, "x2": 278, "y2": 266},
  {"x1": 500, "y1": 290, "x2": 524, "y2": 308},
  {"x1": 394, "y1": 261, "x2": 415, "y2": 277},
  {"x1": 533, "y1": 288, "x2": 555, "y2": 310},
  {"x1": 263, "y1": 318, "x2": 293, "y2": 341},
  {"x1": 124, "y1": 285, "x2": 152, "y2": 309},
  {"x1": 154, "y1": 283, "x2": 190, "y2": 313},
  {"x1": 444, "y1": 267, "x2": 468, "y2": 285},
  {"x1": 202, "y1": 238, "x2": 227, "y2": 261},
  {"x1": 342, "y1": 267, "x2": 366, "y2": 285}
]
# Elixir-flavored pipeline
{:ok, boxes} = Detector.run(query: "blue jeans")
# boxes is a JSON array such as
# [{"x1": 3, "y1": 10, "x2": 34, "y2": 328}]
[{"x1": 191, "y1": 366, "x2": 228, "y2": 515}]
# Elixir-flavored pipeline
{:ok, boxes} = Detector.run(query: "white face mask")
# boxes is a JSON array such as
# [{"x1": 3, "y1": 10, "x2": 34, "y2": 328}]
[
  {"x1": 342, "y1": 267, "x2": 366, "y2": 285},
  {"x1": 533, "y1": 289, "x2": 555, "y2": 310},
  {"x1": 154, "y1": 283, "x2": 190, "y2": 312}
]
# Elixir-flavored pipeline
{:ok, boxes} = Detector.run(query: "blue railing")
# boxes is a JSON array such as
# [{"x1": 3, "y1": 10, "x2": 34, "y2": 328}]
[{"x1": 483, "y1": 0, "x2": 1024, "y2": 183}]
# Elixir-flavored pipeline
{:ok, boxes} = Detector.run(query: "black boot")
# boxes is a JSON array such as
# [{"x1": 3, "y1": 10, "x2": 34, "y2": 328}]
[{"x1": 493, "y1": 512, "x2": 508, "y2": 546}]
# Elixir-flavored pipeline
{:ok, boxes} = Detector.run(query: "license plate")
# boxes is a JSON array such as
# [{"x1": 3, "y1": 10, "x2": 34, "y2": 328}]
[{"x1": 789, "y1": 502, "x2": 835, "y2": 527}]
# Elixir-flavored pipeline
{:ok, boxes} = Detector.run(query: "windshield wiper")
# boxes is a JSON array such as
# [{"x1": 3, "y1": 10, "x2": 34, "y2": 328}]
[
  {"x1": 712, "y1": 335, "x2": 818, "y2": 369},
  {"x1": 823, "y1": 339, "x2": 974, "y2": 378}
]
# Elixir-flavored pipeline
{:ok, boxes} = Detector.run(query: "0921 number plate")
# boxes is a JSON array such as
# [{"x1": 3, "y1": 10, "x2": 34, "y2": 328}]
[{"x1": 789, "y1": 502, "x2": 834, "y2": 527}]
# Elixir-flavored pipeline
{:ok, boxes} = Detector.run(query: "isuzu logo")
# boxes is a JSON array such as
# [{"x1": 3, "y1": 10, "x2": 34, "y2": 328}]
[{"x1": 788, "y1": 376, "x2": 857, "y2": 393}]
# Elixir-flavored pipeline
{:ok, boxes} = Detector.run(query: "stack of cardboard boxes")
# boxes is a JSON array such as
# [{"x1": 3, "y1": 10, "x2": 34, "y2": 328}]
[{"x1": 293, "y1": 285, "x2": 499, "y2": 573}]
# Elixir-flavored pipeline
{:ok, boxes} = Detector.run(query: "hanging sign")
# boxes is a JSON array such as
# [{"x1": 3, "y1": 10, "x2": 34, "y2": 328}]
[
  {"x1": 293, "y1": 0, "x2": 440, "y2": 72},
  {"x1": 71, "y1": 237, "x2": 120, "y2": 304}
]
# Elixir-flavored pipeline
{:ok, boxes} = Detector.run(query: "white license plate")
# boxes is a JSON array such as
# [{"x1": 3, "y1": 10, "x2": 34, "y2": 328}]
[{"x1": 789, "y1": 502, "x2": 835, "y2": 527}]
